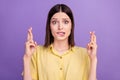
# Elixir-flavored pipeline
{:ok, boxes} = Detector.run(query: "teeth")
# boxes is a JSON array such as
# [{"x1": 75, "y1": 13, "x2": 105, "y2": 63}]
[{"x1": 57, "y1": 32, "x2": 65, "y2": 34}]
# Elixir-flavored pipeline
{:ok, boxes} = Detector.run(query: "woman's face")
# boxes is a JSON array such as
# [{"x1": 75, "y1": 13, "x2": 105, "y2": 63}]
[{"x1": 50, "y1": 12, "x2": 72, "y2": 41}]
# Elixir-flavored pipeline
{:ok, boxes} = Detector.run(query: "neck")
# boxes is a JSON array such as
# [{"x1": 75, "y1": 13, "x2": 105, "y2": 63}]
[{"x1": 53, "y1": 40, "x2": 69, "y2": 53}]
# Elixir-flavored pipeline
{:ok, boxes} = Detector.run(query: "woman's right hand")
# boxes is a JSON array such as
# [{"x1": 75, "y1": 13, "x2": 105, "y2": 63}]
[{"x1": 24, "y1": 27, "x2": 37, "y2": 59}]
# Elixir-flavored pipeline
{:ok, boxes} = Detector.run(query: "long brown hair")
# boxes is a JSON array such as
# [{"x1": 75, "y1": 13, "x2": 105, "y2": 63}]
[{"x1": 44, "y1": 4, "x2": 75, "y2": 47}]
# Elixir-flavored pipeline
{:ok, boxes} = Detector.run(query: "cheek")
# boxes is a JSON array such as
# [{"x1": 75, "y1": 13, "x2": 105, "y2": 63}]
[
  {"x1": 68, "y1": 28, "x2": 72, "y2": 35},
  {"x1": 50, "y1": 23, "x2": 58, "y2": 30},
  {"x1": 66, "y1": 25, "x2": 72, "y2": 33},
  {"x1": 64, "y1": 27, "x2": 72, "y2": 37},
  {"x1": 50, "y1": 25, "x2": 57, "y2": 37},
  {"x1": 68, "y1": 24, "x2": 72, "y2": 35}
]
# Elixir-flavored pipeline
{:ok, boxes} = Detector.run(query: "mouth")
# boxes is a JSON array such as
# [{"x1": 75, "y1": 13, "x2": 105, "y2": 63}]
[{"x1": 56, "y1": 32, "x2": 65, "y2": 36}]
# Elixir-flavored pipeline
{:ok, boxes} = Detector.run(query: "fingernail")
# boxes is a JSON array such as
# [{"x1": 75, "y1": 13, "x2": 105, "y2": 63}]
[{"x1": 30, "y1": 27, "x2": 32, "y2": 30}]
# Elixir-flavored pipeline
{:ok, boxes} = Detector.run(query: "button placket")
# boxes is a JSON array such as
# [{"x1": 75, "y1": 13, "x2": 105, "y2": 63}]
[
  {"x1": 59, "y1": 56, "x2": 63, "y2": 70},
  {"x1": 59, "y1": 56, "x2": 64, "y2": 79}
]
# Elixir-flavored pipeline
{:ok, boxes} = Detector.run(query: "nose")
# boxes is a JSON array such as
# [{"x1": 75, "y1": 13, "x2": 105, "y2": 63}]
[{"x1": 58, "y1": 22, "x2": 63, "y2": 30}]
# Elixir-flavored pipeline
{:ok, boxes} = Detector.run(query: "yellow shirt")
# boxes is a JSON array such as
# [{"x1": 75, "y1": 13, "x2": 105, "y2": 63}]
[{"x1": 30, "y1": 45, "x2": 90, "y2": 80}]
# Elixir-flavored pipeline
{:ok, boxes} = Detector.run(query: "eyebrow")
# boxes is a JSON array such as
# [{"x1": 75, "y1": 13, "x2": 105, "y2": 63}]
[{"x1": 51, "y1": 18, "x2": 70, "y2": 20}]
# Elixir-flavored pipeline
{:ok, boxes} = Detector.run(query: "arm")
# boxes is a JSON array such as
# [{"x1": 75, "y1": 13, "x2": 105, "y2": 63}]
[
  {"x1": 88, "y1": 57, "x2": 97, "y2": 80},
  {"x1": 23, "y1": 55, "x2": 32, "y2": 80},
  {"x1": 87, "y1": 32, "x2": 97, "y2": 80},
  {"x1": 23, "y1": 27, "x2": 37, "y2": 80}
]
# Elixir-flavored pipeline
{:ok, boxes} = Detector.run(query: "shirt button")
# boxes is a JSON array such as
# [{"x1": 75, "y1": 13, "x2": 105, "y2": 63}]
[
  {"x1": 60, "y1": 56, "x2": 62, "y2": 59},
  {"x1": 60, "y1": 68, "x2": 62, "y2": 70}
]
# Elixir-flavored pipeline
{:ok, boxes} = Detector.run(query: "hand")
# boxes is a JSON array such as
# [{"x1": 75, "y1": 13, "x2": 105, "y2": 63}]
[
  {"x1": 87, "y1": 32, "x2": 97, "y2": 60},
  {"x1": 24, "y1": 27, "x2": 37, "y2": 59}
]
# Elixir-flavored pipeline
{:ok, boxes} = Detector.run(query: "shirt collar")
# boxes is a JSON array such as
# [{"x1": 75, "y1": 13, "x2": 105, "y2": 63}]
[{"x1": 48, "y1": 44, "x2": 75, "y2": 56}]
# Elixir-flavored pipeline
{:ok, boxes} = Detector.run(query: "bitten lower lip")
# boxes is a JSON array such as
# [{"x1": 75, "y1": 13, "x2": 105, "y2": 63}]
[{"x1": 57, "y1": 32, "x2": 65, "y2": 34}]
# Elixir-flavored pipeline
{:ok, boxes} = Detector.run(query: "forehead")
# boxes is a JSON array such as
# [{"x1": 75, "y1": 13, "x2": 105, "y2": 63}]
[{"x1": 51, "y1": 12, "x2": 70, "y2": 19}]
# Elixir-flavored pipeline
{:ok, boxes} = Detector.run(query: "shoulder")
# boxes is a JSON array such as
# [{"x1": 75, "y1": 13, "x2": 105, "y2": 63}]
[
  {"x1": 34, "y1": 45, "x2": 50, "y2": 54},
  {"x1": 72, "y1": 46, "x2": 89, "y2": 59},
  {"x1": 32, "y1": 45, "x2": 45, "y2": 56},
  {"x1": 35, "y1": 45, "x2": 46, "y2": 51},
  {"x1": 73, "y1": 46, "x2": 87, "y2": 54},
  {"x1": 31, "y1": 45, "x2": 47, "y2": 59}
]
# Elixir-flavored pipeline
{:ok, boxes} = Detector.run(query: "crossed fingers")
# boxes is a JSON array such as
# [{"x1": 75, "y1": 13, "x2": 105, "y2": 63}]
[
  {"x1": 27, "y1": 27, "x2": 34, "y2": 42},
  {"x1": 87, "y1": 31, "x2": 97, "y2": 51}
]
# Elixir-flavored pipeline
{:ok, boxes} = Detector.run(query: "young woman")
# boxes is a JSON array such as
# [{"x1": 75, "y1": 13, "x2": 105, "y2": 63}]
[{"x1": 23, "y1": 4, "x2": 97, "y2": 80}]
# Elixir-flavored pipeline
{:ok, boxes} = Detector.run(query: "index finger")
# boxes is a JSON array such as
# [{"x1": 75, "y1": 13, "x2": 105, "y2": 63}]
[
  {"x1": 90, "y1": 31, "x2": 96, "y2": 43},
  {"x1": 27, "y1": 27, "x2": 33, "y2": 42}
]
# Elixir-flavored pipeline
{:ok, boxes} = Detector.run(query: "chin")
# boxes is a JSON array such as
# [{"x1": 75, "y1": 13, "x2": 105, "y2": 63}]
[{"x1": 55, "y1": 37, "x2": 68, "y2": 41}]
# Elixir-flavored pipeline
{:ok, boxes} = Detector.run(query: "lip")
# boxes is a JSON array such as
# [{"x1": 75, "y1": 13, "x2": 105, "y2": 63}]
[
  {"x1": 56, "y1": 32, "x2": 65, "y2": 36},
  {"x1": 57, "y1": 32, "x2": 65, "y2": 34}
]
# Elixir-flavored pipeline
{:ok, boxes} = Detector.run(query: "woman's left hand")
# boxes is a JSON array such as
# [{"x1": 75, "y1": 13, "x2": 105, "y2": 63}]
[{"x1": 87, "y1": 32, "x2": 97, "y2": 61}]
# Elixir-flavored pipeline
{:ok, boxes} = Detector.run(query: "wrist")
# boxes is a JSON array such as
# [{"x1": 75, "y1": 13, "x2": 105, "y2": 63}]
[
  {"x1": 23, "y1": 54, "x2": 32, "y2": 61},
  {"x1": 90, "y1": 56, "x2": 97, "y2": 63}
]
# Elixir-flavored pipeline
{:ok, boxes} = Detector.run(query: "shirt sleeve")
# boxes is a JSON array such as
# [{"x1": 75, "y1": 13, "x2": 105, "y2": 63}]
[
  {"x1": 82, "y1": 49, "x2": 90, "y2": 80},
  {"x1": 30, "y1": 46, "x2": 39, "y2": 80}
]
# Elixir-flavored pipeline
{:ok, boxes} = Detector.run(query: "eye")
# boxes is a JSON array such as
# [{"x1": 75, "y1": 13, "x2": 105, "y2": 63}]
[
  {"x1": 51, "y1": 21, "x2": 57, "y2": 25},
  {"x1": 64, "y1": 20, "x2": 69, "y2": 24}
]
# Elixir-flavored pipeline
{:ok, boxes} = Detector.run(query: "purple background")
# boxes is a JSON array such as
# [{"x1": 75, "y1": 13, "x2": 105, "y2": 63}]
[{"x1": 0, "y1": 0, "x2": 120, "y2": 80}]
